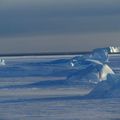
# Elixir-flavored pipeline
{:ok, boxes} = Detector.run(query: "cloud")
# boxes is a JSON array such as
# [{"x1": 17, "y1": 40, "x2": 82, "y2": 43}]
[
  {"x1": 0, "y1": 32, "x2": 120, "y2": 53},
  {"x1": 1, "y1": 0, "x2": 120, "y2": 8},
  {"x1": 0, "y1": 10, "x2": 120, "y2": 37},
  {"x1": 0, "y1": 0, "x2": 120, "y2": 53}
]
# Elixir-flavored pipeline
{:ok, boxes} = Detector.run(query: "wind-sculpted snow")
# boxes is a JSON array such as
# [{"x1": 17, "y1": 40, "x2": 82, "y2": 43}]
[
  {"x1": 0, "y1": 47, "x2": 120, "y2": 100},
  {"x1": 0, "y1": 48, "x2": 120, "y2": 120},
  {"x1": 69, "y1": 47, "x2": 114, "y2": 83},
  {"x1": 70, "y1": 47, "x2": 109, "y2": 66},
  {"x1": 3, "y1": 74, "x2": 120, "y2": 101},
  {"x1": 86, "y1": 74, "x2": 120, "y2": 98},
  {"x1": 68, "y1": 47, "x2": 120, "y2": 99},
  {"x1": 0, "y1": 74, "x2": 120, "y2": 104},
  {"x1": 67, "y1": 47, "x2": 120, "y2": 98}
]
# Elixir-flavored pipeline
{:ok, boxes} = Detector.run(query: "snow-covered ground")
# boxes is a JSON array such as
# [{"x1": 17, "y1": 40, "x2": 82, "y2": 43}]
[{"x1": 0, "y1": 47, "x2": 120, "y2": 120}]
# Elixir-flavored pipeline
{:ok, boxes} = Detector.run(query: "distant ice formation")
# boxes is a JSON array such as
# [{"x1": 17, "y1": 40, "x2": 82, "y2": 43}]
[
  {"x1": 0, "y1": 59, "x2": 5, "y2": 66},
  {"x1": 69, "y1": 47, "x2": 114, "y2": 83},
  {"x1": 69, "y1": 46, "x2": 120, "y2": 98},
  {"x1": 108, "y1": 46, "x2": 120, "y2": 53}
]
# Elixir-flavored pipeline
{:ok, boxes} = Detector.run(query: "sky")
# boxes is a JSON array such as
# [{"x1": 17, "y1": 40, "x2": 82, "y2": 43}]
[{"x1": 0, "y1": 0, "x2": 120, "y2": 53}]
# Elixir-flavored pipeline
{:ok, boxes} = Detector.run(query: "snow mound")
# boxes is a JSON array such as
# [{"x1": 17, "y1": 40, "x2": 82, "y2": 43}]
[
  {"x1": 69, "y1": 47, "x2": 114, "y2": 83},
  {"x1": 87, "y1": 74, "x2": 120, "y2": 98}
]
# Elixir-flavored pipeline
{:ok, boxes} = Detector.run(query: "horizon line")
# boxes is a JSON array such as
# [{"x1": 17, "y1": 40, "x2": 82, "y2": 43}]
[
  {"x1": 0, "y1": 51, "x2": 90, "y2": 57},
  {"x1": 0, "y1": 51, "x2": 119, "y2": 57}
]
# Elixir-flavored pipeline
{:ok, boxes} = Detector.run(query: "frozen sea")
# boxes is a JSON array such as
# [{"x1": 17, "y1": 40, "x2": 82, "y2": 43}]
[{"x1": 0, "y1": 54, "x2": 120, "y2": 120}]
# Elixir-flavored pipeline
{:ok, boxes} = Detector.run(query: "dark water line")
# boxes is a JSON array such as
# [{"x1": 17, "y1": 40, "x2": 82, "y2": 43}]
[
  {"x1": 0, "y1": 52, "x2": 90, "y2": 57},
  {"x1": 0, "y1": 52, "x2": 119, "y2": 57}
]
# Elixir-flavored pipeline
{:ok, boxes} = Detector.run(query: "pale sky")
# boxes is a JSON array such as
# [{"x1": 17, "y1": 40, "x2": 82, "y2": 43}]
[{"x1": 0, "y1": 0, "x2": 120, "y2": 53}]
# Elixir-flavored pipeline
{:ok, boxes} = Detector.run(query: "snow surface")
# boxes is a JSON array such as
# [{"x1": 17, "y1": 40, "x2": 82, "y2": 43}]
[{"x1": 0, "y1": 47, "x2": 120, "y2": 120}]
